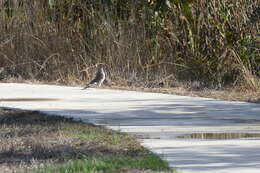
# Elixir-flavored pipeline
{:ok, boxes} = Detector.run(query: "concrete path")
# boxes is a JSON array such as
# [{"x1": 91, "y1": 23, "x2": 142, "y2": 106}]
[{"x1": 0, "y1": 83, "x2": 260, "y2": 173}]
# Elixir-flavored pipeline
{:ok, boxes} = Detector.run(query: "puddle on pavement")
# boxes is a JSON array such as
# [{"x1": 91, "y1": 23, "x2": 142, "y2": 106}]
[
  {"x1": 177, "y1": 133, "x2": 260, "y2": 140},
  {"x1": 0, "y1": 98, "x2": 58, "y2": 102}
]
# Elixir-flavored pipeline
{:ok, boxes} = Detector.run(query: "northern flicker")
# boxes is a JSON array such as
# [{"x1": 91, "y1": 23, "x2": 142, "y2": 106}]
[{"x1": 82, "y1": 64, "x2": 106, "y2": 89}]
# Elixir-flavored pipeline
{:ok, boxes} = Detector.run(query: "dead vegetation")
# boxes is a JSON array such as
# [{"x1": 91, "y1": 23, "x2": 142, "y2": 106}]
[{"x1": 0, "y1": 0, "x2": 259, "y2": 91}]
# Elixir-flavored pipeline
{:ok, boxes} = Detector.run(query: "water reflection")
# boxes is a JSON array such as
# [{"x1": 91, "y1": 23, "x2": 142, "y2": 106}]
[{"x1": 177, "y1": 133, "x2": 260, "y2": 140}]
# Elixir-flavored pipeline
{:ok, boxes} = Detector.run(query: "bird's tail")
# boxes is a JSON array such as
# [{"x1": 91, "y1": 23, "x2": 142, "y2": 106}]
[{"x1": 82, "y1": 85, "x2": 89, "y2": 90}]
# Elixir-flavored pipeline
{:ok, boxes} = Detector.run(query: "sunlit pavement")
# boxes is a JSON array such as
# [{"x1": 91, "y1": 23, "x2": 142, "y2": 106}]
[{"x1": 1, "y1": 83, "x2": 260, "y2": 173}]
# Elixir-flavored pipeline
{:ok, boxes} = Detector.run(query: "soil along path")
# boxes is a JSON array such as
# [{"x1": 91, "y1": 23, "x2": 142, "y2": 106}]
[{"x1": 1, "y1": 83, "x2": 260, "y2": 173}]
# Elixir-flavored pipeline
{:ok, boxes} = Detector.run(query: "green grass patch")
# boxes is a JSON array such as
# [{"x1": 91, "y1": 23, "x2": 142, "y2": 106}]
[{"x1": 32, "y1": 154, "x2": 174, "y2": 173}]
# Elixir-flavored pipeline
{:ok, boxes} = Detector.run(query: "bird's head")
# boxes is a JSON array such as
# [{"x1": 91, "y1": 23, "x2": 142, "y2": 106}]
[
  {"x1": 97, "y1": 64, "x2": 108, "y2": 75},
  {"x1": 96, "y1": 63, "x2": 106, "y2": 70}
]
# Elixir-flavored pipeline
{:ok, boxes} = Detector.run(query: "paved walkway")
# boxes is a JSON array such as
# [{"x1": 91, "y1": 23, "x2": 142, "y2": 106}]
[{"x1": 1, "y1": 83, "x2": 260, "y2": 173}]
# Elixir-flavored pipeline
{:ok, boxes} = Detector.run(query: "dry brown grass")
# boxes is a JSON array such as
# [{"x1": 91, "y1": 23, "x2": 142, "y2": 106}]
[{"x1": 0, "y1": 1, "x2": 259, "y2": 90}]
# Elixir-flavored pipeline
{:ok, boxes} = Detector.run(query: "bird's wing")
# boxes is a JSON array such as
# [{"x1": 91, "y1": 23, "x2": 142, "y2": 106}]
[{"x1": 82, "y1": 71, "x2": 103, "y2": 89}]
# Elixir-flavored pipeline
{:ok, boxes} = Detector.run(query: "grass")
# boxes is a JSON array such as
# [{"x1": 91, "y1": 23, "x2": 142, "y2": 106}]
[
  {"x1": 33, "y1": 154, "x2": 170, "y2": 173},
  {"x1": 0, "y1": 108, "x2": 176, "y2": 173}
]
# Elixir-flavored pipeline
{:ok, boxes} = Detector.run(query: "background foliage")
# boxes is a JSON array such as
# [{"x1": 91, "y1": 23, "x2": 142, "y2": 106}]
[{"x1": 0, "y1": 0, "x2": 259, "y2": 89}]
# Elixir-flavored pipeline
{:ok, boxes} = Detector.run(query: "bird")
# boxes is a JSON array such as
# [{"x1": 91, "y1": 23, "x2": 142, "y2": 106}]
[{"x1": 82, "y1": 64, "x2": 106, "y2": 89}]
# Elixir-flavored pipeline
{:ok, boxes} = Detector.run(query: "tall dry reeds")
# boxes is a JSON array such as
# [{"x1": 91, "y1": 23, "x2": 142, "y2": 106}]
[{"x1": 0, "y1": 0, "x2": 259, "y2": 89}]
